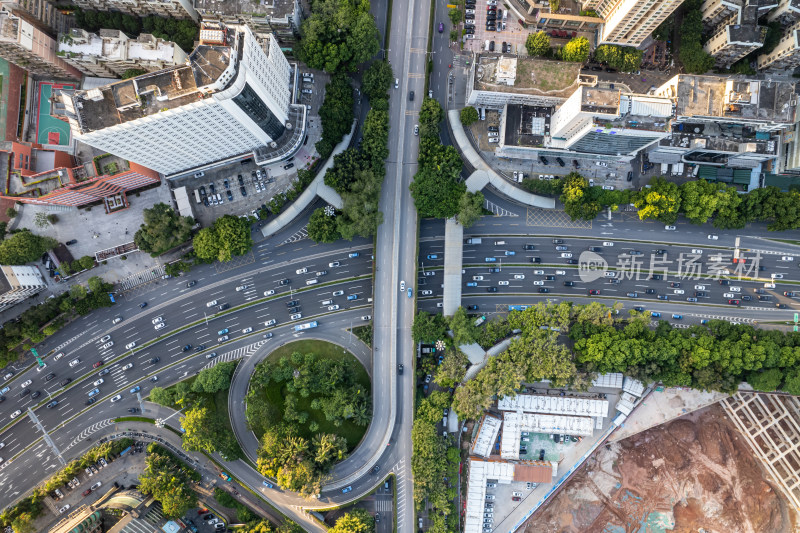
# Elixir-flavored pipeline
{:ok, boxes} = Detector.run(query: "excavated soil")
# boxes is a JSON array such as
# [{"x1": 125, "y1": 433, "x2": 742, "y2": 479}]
[{"x1": 524, "y1": 404, "x2": 796, "y2": 533}]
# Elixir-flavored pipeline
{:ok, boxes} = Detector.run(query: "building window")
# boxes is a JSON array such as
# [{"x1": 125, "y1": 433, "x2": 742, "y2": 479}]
[{"x1": 233, "y1": 82, "x2": 285, "y2": 139}]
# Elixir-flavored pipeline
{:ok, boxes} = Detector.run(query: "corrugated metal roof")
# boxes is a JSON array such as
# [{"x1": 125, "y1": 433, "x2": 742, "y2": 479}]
[{"x1": 629, "y1": 96, "x2": 673, "y2": 117}]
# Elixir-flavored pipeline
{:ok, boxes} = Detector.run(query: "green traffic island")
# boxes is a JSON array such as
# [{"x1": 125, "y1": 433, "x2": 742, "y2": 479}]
[
  {"x1": 148, "y1": 361, "x2": 247, "y2": 463},
  {"x1": 245, "y1": 340, "x2": 371, "y2": 497},
  {"x1": 349, "y1": 323, "x2": 373, "y2": 347}
]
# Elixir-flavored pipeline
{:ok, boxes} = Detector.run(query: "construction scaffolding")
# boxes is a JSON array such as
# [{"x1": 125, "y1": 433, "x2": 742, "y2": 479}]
[{"x1": 721, "y1": 392, "x2": 800, "y2": 512}]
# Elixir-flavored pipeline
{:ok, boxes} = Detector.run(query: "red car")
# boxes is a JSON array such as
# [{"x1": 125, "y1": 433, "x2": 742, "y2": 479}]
[
  {"x1": 92, "y1": 361, "x2": 103, "y2": 368},
  {"x1": 728, "y1": 299, "x2": 740, "y2": 305},
  {"x1": 82, "y1": 489, "x2": 92, "y2": 497},
  {"x1": 512, "y1": 496, "x2": 521, "y2": 501},
  {"x1": 589, "y1": 289, "x2": 600, "y2": 295}
]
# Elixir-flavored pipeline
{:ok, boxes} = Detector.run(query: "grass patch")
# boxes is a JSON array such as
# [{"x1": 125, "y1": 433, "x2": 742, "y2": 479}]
[
  {"x1": 350, "y1": 323, "x2": 373, "y2": 347},
  {"x1": 513, "y1": 59, "x2": 579, "y2": 92},
  {"x1": 113, "y1": 416, "x2": 154, "y2": 424},
  {"x1": 253, "y1": 340, "x2": 370, "y2": 450}
]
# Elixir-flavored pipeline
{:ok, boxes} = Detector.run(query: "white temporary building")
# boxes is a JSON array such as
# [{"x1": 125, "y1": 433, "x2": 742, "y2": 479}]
[
  {"x1": 501, "y1": 412, "x2": 594, "y2": 459},
  {"x1": 471, "y1": 415, "x2": 502, "y2": 458},
  {"x1": 464, "y1": 459, "x2": 516, "y2": 533},
  {"x1": 497, "y1": 394, "x2": 610, "y2": 418}
]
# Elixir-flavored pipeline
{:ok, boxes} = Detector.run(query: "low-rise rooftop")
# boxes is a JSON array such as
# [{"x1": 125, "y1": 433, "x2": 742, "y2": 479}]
[
  {"x1": 195, "y1": 0, "x2": 297, "y2": 19},
  {"x1": 474, "y1": 55, "x2": 581, "y2": 98}
]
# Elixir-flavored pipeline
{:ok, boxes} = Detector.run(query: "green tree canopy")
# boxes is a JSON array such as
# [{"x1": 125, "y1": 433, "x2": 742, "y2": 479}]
[
  {"x1": 593, "y1": 44, "x2": 642, "y2": 72},
  {"x1": 362, "y1": 60, "x2": 393, "y2": 101},
  {"x1": 0, "y1": 230, "x2": 57, "y2": 265},
  {"x1": 134, "y1": 203, "x2": 194, "y2": 256},
  {"x1": 191, "y1": 361, "x2": 236, "y2": 394},
  {"x1": 525, "y1": 31, "x2": 550, "y2": 57},
  {"x1": 562, "y1": 36, "x2": 590, "y2": 62},
  {"x1": 324, "y1": 149, "x2": 364, "y2": 193},
  {"x1": 192, "y1": 215, "x2": 252, "y2": 263},
  {"x1": 457, "y1": 191, "x2": 484, "y2": 228},
  {"x1": 633, "y1": 177, "x2": 682, "y2": 223},
  {"x1": 419, "y1": 97, "x2": 445, "y2": 138},
  {"x1": 308, "y1": 207, "x2": 342, "y2": 243},
  {"x1": 460, "y1": 106, "x2": 479, "y2": 126},
  {"x1": 449, "y1": 307, "x2": 480, "y2": 346},
  {"x1": 413, "y1": 311, "x2": 449, "y2": 343},
  {"x1": 138, "y1": 445, "x2": 198, "y2": 517},
  {"x1": 410, "y1": 167, "x2": 466, "y2": 218},
  {"x1": 316, "y1": 74, "x2": 355, "y2": 158},
  {"x1": 329, "y1": 509, "x2": 374, "y2": 532}
]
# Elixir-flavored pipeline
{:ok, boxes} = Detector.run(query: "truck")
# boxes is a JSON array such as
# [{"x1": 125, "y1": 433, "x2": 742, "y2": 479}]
[
  {"x1": 508, "y1": 305, "x2": 529, "y2": 311},
  {"x1": 465, "y1": 238, "x2": 482, "y2": 244},
  {"x1": 474, "y1": 315, "x2": 487, "y2": 326},
  {"x1": 219, "y1": 472, "x2": 232, "y2": 482},
  {"x1": 294, "y1": 321, "x2": 318, "y2": 332}
]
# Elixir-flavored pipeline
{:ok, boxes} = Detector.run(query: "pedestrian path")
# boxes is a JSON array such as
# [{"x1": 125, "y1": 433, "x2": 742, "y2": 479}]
[
  {"x1": 282, "y1": 225, "x2": 308, "y2": 244},
  {"x1": 201, "y1": 340, "x2": 268, "y2": 369},
  {"x1": 119, "y1": 266, "x2": 165, "y2": 291}
]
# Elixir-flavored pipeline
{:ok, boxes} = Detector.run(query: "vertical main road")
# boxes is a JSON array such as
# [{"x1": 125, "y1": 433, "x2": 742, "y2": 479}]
[{"x1": 372, "y1": 0, "x2": 432, "y2": 530}]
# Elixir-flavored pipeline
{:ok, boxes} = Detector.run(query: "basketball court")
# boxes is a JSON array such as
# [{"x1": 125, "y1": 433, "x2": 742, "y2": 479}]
[{"x1": 36, "y1": 82, "x2": 76, "y2": 146}]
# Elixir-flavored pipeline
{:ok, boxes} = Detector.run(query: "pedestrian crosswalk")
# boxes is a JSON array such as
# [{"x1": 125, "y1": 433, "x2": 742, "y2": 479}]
[
  {"x1": 201, "y1": 340, "x2": 268, "y2": 370},
  {"x1": 119, "y1": 266, "x2": 165, "y2": 291},
  {"x1": 63, "y1": 419, "x2": 114, "y2": 452},
  {"x1": 282, "y1": 225, "x2": 308, "y2": 245},
  {"x1": 484, "y1": 199, "x2": 519, "y2": 217}
]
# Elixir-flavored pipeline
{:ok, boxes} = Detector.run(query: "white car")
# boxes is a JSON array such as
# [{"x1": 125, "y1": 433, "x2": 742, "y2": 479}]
[
  {"x1": 533, "y1": 280, "x2": 545, "y2": 286},
  {"x1": 122, "y1": 363, "x2": 133, "y2": 371},
  {"x1": 602, "y1": 241, "x2": 614, "y2": 246},
  {"x1": 533, "y1": 270, "x2": 545, "y2": 275},
  {"x1": 514, "y1": 275, "x2": 525, "y2": 280},
  {"x1": 93, "y1": 378, "x2": 104, "y2": 387},
  {"x1": 59, "y1": 504, "x2": 70, "y2": 514},
  {"x1": 10, "y1": 410, "x2": 21, "y2": 419},
  {"x1": 110, "y1": 394, "x2": 122, "y2": 403},
  {"x1": 707, "y1": 234, "x2": 719, "y2": 240},
  {"x1": 723, "y1": 293, "x2": 735, "y2": 298},
  {"x1": 242, "y1": 327, "x2": 253, "y2": 334},
  {"x1": 673, "y1": 289, "x2": 684, "y2": 294},
  {"x1": 328, "y1": 305, "x2": 340, "y2": 311},
  {"x1": 296, "y1": 267, "x2": 308, "y2": 274},
  {"x1": 555, "y1": 270, "x2": 566, "y2": 275},
  {"x1": 332, "y1": 290, "x2": 344, "y2": 296},
  {"x1": 400, "y1": 280, "x2": 406, "y2": 292},
  {"x1": 112, "y1": 317, "x2": 122, "y2": 324},
  {"x1": 560, "y1": 253, "x2": 573, "y2": 258},
  {"x1": 53, "y1": 352, "x2": 65, "y2": 361},
  {"x1": 595, "y1": 161, "x2": 608, "y2": 167},
  {"x1": 100, "y1": 335, "x2": 111, "y2": 343},
  {"x1": 604, "y1": 271, "x2": 616, "y2": 278},
  {"x1": 265, "y1": 319, "x2": 276, "y2": 326},
  {"x1": 235, "y1": 285, "x2": 247, "y2": 291},
  {"x1": 90, "y1": 481, "x2": 101, "y2": 491},
  {"x1": 290, "y1": 313, "x2": 302, "y2": 320},
  {"x1": 152, "y1": 316, "x2": 163, "y2": 324},
  {"x1": 206, "y1": 300, "x2": 218, "y2": 307},
  {"x1": 218, "y1": 335, "x2": 229, "y2": 342},
  {"x1": 772, "y1": 273, "x2": 784, "y2": 279},
  {"x1": 100, "y1": 342, "x2": 114, "y2": 349},
  {"x1": 665, "y1": 225, "x2": 676, "y2": 230},
  {"x1": 20, "y1": 379, "x2": 32, "y2": 388},
  {"x1": 602, "y1": 185, "x2": 615, "y2": 191},
  {"x1": 498, "y1": 281, "x2": 509, "y2": 286},
  {"x1": 691, "y1": 249, "x2": 703, "y2": 254},
  {"x1": 729, "y1": 286, "x2": 741, "y2": 292},
  {"x1": 782, "y1": 256, "x2": 795, "y2": 261},
  {"x1": 69, "y1": 359, "x2": 80, "y2": 368},
  {"x1": 694, "y1": 285, "x2": 707, "y2": 290},
  {"x1": 264, "y1": 290, "x2": 275, "y2": 296},
  {"x1": 154, "y1": 323, "x2": 166, "y2": 331},
  {"x1": 125, "y1": 342, "x2": 136, "y2": 350},
  {"x1": 329, "y1": 261, "x2": 340, "y2": 267},
  {"x1": 473, "y1": 276, "x2": 484, "y2": 281},
  {"x1": 362, "y1": 315, "x2": 371, "y2": 320},
  {"x1": 421, "y1": 290, "x2": 433, "y2": 295}
]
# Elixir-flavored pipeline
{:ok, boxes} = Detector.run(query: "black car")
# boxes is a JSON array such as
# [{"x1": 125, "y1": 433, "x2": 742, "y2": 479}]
[
  {"x1": 718, "y1": 279, "x2": 730, "y2": 285},
  {"x1": 605, "y1": 67, "x2": 616, "y2": 73},
  {"x1": 539, "y1": 449, "x2": 545, "y2": 460},
  {"x1": 226, "y1": 190, "x2": 233, "y2": 201},
  {"x1": 409, "y1": 91, "x2": 415, "y2": 101},
  {"x1": 86, "y1": 397, "x2": 96, "y2": 406},
  {"x1": 573, "y1": 160, "x2": 580, "y2": 168},
  {"x1": 0, "y1": 396, "x2": 4, "y2": 402},
  {"x1": 218, "y1": 303, "x2": 229, "y2": 311},
  {"x1": 566, "y1": 259, "x2": 578, "y2": 264},
  {"x1": 555, "y1": 157, "x2": 566, "y2": 167},
  {"x1": 284, "y1": 162, "x2": 295, "y2": 170},
  {"x1": 545, "y1": 275, "x2": 555, "y2": 281},
  {"x1": 465, "y1": 12, "x2": 475, "y2": 18},
  {"x1": 695, "y1": 291, "x2": 706, "y2": 297},
  {"x1": 467, "y1": 305, "x2": 479, "y2": 310},
  {"x1": 19, "y1": 388, "x2": 30, "y2": 397},
  {"x1": 60, "y1": 378, "x2": 71, "y2": 386},
  {"x1": 777, "y1": 303, "x2": 787, "y2": 309},
  {"x1": 240, "y1": 186, "x2": 247, "y2": 197},
  {"x1": 539, "y1": 156, "x2": 550, "y2": 165},
  {"x1": 66, "y1": 239, "x2": 78, "y2": 245},
  {"x1": 140, "y1": 302, "x2": 147, "y2": 308},
  {"x1": 182, "y1": 344, "x2": 192, "y2": 352},
  {"x1": 287, "y1": 300, "x2": 300, "y2": 307},
  {"x1": 524, "y1": 244, "x2": 536, "y2": 250},
  {"x1": 150, "y1": 357, "x2": 160, "y2": 364},
  {"x1": 195, "y1": 345, "x2": 206, "y2": 352},
  {"x1": 633, "y1": 306, "x2": 645, "y2": 312},
  {"x1": 397, "y1": 364, "x2": 404, "y2": 375},
  {"x1": 552, "y1": 239, "x2": 564, "y2": 244},
  {"x1": 563, "y1": 281, "x2": 574, "y2": 286},
  {"x1": 465, "y1": 28, "x2": 474, "y2": 34},
  {"x1": 531, "y1": 257, "x2": 541, "y2": 263},
  {"x1": 45, "y1": 373, "x2": 55, "y2": 381},
  {"x1": 238, "y1": 174, "x2": 244, "y2": 186},
  {"x1": 741, "y1": 295, "x2": 752, "y2": 301},
  {"x1": 372, "y1": 465, "x2": 381, "y2": 474},
  {"x1": 627, "y1": 171, "x2": 633, "y2": 181},
  {"x1": 128, "y1": 408, "x2": 138, "y2": 413},
  {"x1": 31, "y1": 391, "x2": 41, "y2": 399},
  {"x1": 487, "y1": 287, "x2": 498, "y2": 292},
  {"x1": 223, "y1": 179, "x2": 230, "y2": 189},
  {"x1": 650, "y1": 275, "x2": 663, "y2": 280},
  {"x1": 588, "y1": 246, "x2": 602, "y2": 252},
  {"x1": 645, "y1": 288, "x2": 656, "y2": 294},
  {"x1": 280, "y1": 279, "x2": 291, "y2": 285},
  {"x1": 538, "y1": 288, "x2": 550, "y2": 293},
  {"x1": 186, "y1": 280, "x2": 197, "y2": 288},
  {"x1": 209, "y1": 183, "x2": 216, "y2": 194},
  {"x1": 289, "y1": 306, "x2": 301, "y2": 313}
]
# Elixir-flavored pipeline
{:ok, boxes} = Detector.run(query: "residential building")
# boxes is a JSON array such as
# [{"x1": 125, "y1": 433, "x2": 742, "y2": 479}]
[
  {"x1": 69, "y1": 0, "x2": 198, "y2": 22},
  {"x1": 766, "y1": 0, "x2": 800, "y2": 24},
  {"x1": 701, "y1": 0, "x2": 774, "y2": 68},
  {"x1": 758, "y1": 22, "x2": 800, "y2": 70},
  {"x1": 1, "y1": 0, "x2": 73, "y2": 36},
  {"x1": 585, "y1": 0, "x2": 685, "y2": 46},
  {"x1": 501, "y1": 0, "x2": 603, "y2": 33},
  {"x1": 0, "y1": 265, "x2": 46, "y2": 311},
  {"x1": 0, "y1": 10, "x2": 81, "y2": 78},
  {"x1": 196, "y1": 0, "x2": 304, "y2": 49},
  {"x1": 60, "y1": 23, "x2": 305, "y2": 177},
  {"x1": 57, "y1": 29, "x2": 188, "y2": 78},
  {"x1": 650, "y1": 75, "x2": 797, "y2": 169}
]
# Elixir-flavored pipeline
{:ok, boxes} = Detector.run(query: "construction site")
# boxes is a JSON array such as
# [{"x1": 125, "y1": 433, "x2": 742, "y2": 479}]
[{"x1": 523, "y1": 402, "x2": 798, "y2": 533}]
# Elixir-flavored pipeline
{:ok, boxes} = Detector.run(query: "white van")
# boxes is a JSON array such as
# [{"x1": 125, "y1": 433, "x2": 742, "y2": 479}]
[
  {"x1": 485, "y1": 40, "x2": 491, "y2": 50},
  {"x1": 322, "y1": 299, "x2": 333, "y2": 306},
  {"x1": 306, "y1": 279, "x2": 318, "y2": 286}
]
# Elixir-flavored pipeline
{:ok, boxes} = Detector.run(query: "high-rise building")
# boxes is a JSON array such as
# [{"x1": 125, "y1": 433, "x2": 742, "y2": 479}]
[
  {"x1": 0, "y1": 265, "x2": 46, "y2": 311},
  {"x1": 766, "y1": 0, "x2": 800, "y2": 24},
  {"x1": 586, "y1": 0, "x2": 685, "y2": 46},
  {"x1": 701, "y1": 0, "x2": 774, "y2": 68},
  {"x1": 61, "y1": 23, "x2": 303, "y2": 176},
  {"x1": 70, "y1": 0, "x2": 198, "y2": 22},
  {"x1": 58, "y1": 29, "x2": 188, "y2": 78},
  {"x1": 0, "y1": 10, "x2": 81, "y2": 78},
  {"x1": 1, "y1": 0, "x2": 74, "y2": 36},
  {"x1": 758, "y1": 22, "x2": 800, "y2": 70}
]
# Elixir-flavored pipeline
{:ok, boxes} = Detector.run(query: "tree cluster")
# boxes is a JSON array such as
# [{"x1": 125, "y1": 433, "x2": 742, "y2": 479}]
[
  {"x1": 297, "y1": 0, "x2": 380, "y2": 73},
  {"x1": 0, "y1": 229, "x2": 56, "y2": 265},
  {"x1": 316, "y1": 75, "x2": 355, "y2": 159},
  {"x1": 74, "y1": 8, "x2": 198, "y2": 53},
  {"x1": 525, "y1": 31, "x2": 550, "y2": 57},
  {"x1": 134, "y1": 203, "x2": 194, "y2": 256},
  {"x1": 561, "y1": 36, "x2": 590, "y2": 62},
  {"x1": 138, "y1": 444, "x2": 200, "y2": 517},
  {"x1": 329, "y1": 509, "x2": 375, "y2": 532},
  {"x1": 193, "y1": 214, "x2": 252, "y2": 263},
  {"x1": 460, "y1": 106, "x2": 479, "y2": 126},
  {"x1": 633, "y1": 177, "x2": 800, "y2": 231},
  {"x1": 593, "y1": 44, "x2": 642, "y2": 72},
  {"x1": 559, "y1": 172, "x2": 631, "y2": 220},
  {"x1": 677, "y1": 1, "x2": 714, "y2": 74}
]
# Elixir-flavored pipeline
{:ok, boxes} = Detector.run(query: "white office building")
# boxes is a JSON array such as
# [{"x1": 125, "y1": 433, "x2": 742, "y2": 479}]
[
  {"x1": 0, "y1": 265, "x2": 46, "y2": 311},
  {"x1": 61, "y1": 23, "x2": 301, "y2": 176}
]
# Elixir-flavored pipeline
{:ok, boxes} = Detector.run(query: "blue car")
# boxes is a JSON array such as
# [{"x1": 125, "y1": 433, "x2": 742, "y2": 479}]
[
  {"x1": 466, "y1": 282, "x2": 477, "y2": 287},
  {"x1": 672, "y1": 314, "x2": 682, "y2": 320},
  {"x1": 650, "y1": 312, "x2": 661, "y2": 317},
  {"x1": 347, "y1": 294, "x2": 358, "y2": 301},
  {"x1": 700, "y1": 319, "x2": 709, "y2": 324},
  {"x1": 217, "y1": 328, "x2": 229, "y2": 335},
  {"x1": 342, "y1": 486, "x2": 352, "y2": 493},
  {"x1": 427, "y1": 254, "x2": 439, "y2": 260},
  {"x1": 130, "y1": 386, "x2": 141, "y2": 393},
  {"x1": 407, "y1": 287, "x2": 413, "y2": 298},
  {"x1": 262, "y1": 480, "x2": 273, "y2": 489},
  {"x1": 505, "y1": 251, "x2": 516, "y2": 256},
  {"x1": 348, "y1": 252, "x2": 359, "y2": 258},
  {"x1": 485, "y1": 257, "x2": 497, "y2": 262}
]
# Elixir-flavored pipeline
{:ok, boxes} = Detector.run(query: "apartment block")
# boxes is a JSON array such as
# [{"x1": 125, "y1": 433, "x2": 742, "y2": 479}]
[
  {"x1": 758, "y1": 22, "x2": 800, "y2": 70},
  {"x1": 0, "y1": 10, "x2": 80, "y2": 78},
  {"x1": 58, "y1": 29, "x2": 188, "y2": 78},
  {"x1": 0, "y1": 265, "x2": 46, "y2": 311},
  {"x1": 701, "y1": 0, "x2": 774, "y2": 68},
  {"x1": 61, "y1": 23, "x2": 304, "y2": 176},
  {"x1": 766, "y1": 0, "x2": 800, "y2": 23},
  {"x1": 195, "y1": 0, "x2": 303, "y2": 48},
  {"x1": 1, "y1": 0, "x2": 73, "y2": 36},
  {"x1": 589, "y1": 0, "x2": 684, "y2": 46},
  {"x1": 70, "y1": 0, "x2": 198, "y2": 22}
]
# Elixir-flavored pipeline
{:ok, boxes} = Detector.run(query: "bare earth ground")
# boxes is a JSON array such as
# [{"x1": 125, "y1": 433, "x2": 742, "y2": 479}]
[{"x1": 524, "y1": 404, "x2": 797, "y2": 533}]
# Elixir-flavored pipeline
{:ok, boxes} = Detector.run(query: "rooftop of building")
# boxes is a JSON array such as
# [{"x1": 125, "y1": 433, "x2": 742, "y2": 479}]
[
  {"x1": 474, "y1": 55, "x2": 581, "y2": 98},
  {"x1": 659, "y1": 125, "x2": 779, "y2": 155},
  {"x1": 195, "y1": 0, "x2": 297, "y2": 20},
  {"x1": 724, "y1": 15, "x2": 766, "y2": 46},
  {"x1": 662, "y1": 75, "x2": 797, "y2": 124},
  {"x1": 0, "y1": 10, "x2": 20, "y2": 41}
]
